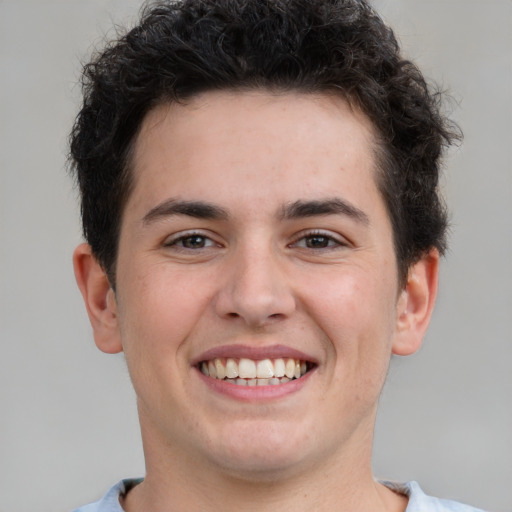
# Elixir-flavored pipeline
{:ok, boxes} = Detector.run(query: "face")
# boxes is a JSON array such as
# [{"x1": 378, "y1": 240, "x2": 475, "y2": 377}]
[{"x1": 94, "y1": 91, "x2": 424, "y2": 478}]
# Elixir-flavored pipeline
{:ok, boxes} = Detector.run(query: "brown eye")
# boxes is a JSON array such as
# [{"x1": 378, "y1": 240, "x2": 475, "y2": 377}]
[
  {"x1": 165, "y1": 233, "x2": 217, "y2": 250},
  {"x1": 290, "y1": 230, "x2": 348, "y2": 251},
  {"x1": 180, "y1": 235, "x2": 208, "y2": 248},
  {"x1": 304, "y1": 235, "x2": 332, "y2": 248}
]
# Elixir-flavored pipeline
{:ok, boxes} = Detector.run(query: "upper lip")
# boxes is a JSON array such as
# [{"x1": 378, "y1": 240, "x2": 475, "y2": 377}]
[{"x1": 192, "y1": 344, "x2": 319, "y2": 366}]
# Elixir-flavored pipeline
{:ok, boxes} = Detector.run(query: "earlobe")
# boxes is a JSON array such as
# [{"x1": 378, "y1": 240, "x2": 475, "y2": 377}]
[
  {"x1": 73, "y1": 243, "x2": 123, "y2": 354},
  {"x1": 392, "y1": 249, "x2": 440, "y2": 356}
]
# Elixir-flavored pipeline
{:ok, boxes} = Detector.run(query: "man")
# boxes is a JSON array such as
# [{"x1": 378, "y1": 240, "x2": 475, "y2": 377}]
[{"x1": 70, "y1": 0, "x2": 481, "y2": 510}]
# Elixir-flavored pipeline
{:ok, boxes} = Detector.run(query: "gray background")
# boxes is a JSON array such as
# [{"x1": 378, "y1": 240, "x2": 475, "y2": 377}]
[{"x1": 0, "y1": 1, "x2": 511, "y2": 511}]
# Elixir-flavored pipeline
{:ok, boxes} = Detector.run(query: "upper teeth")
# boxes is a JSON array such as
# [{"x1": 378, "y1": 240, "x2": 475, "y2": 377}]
[{"x1": 201, "y1": 358, "x2": 308, "y2": 381}]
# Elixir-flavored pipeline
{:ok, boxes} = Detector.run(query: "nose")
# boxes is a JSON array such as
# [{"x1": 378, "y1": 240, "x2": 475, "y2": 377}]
[{"x1": 214, "y1": 244, "x2": 296, "y2": 328}]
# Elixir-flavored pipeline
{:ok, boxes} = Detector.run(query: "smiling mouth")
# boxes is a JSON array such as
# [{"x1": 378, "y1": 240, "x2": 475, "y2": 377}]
[{"x1": 199, "y1": 357, "x2": 314, "y2": 386}]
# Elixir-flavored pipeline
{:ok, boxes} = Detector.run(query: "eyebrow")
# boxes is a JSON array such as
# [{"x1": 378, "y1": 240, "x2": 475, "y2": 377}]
[
  {"x1": 280, "y1": 198, "x2": 370, "y2": 224},
  {"x1": 142, "y1": 197, "x2": 369, "y2": 225},
  {"x1": 142, "y1": 199, "x2": 229, "y2": 224}
]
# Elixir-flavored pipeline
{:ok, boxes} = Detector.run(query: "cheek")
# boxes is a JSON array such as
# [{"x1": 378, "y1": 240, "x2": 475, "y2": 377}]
[
  {"x1": 116, "y1": 262, "x2": 215, "y2": 363},
  {"x1": 300, "y1": 266, "x2": 398, "y2": 374},
  {"x1": 306, "y1": 266, "x2": 396, "y2": 329}
]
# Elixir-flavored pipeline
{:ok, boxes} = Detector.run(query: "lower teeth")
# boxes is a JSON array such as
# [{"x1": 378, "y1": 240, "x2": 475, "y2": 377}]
[{"x1": 228, "y1": 377, "x2": 292, "y2": 386}]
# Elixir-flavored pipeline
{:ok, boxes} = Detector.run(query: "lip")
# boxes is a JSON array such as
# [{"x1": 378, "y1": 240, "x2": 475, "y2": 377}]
[
  {"x1": 195, "y1": 365, "x2": 316, "y2": 401},
  {"x1": 191, "y1": 344, "x2": 319, "y2": 366}
]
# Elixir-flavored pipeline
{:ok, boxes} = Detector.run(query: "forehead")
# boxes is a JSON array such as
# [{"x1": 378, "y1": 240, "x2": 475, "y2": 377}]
[{"x1": 129, "y1": 91, "x2": 379, "y2": 210}]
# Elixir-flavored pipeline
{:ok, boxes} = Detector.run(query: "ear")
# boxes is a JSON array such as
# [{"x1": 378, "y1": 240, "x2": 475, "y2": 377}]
[
  {"x1": 392, "y1": 249, "x2": 440, "y2": 356},
  {"x1": 73, "y1": 243, "x2": 123, "y2": 354}
]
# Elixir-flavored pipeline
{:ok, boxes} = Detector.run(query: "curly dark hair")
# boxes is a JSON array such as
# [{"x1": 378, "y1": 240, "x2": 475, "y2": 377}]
[{"x1": 70, "y1": 0, "x2": 460, "y2": 286}]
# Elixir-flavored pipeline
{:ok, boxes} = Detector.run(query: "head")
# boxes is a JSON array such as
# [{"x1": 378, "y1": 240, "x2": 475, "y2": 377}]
[
  {"x1": 69, "y1": 0, "x2": 459, "y2": 289},
  {"x1": 70, "y1": 0, "x2": 461, "y2": 482}
]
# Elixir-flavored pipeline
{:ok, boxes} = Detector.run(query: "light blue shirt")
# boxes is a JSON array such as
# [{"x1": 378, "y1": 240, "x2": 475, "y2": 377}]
[{"x1": 73, "y1": 479, "x2": 486, "y2": 511}]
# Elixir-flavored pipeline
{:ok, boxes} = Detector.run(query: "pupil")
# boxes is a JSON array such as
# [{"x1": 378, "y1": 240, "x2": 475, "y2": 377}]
[
  {"x1": 184, "y1": 236, "x2": 205, "y2": 248},
  {"x1": 307, "y1": 236, "x2": 329, "y2": 248}
]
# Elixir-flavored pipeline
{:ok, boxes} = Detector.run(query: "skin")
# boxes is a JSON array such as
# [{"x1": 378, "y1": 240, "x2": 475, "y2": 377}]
[{"x1": 74, "y1": 90, "x2": 439, "y2": 512}]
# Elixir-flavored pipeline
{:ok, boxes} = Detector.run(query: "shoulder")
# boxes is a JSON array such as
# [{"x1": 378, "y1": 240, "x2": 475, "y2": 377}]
[
  {"x1": 382, "y1": 481, "x2": 487, "y2": 512},
  {"x1": 72, "y1": 479, "x2": 142, "y2": 512}
]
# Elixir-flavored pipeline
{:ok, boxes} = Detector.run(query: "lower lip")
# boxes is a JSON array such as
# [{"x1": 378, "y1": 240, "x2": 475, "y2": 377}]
[{"x1": 196, "y1": 368, "x2": 315, "y2": 401}]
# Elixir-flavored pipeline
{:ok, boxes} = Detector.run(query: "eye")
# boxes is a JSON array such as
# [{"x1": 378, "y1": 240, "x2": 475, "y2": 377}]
[
  {"x1": 302, "y1": 234, "x2": 336, "y2": 249},
  {"x1": 291, "y1": 231, "x2": 346, "y2": 250},
  {"x1": 164, "y1": 233, "x2": 217, "y2": 250}
]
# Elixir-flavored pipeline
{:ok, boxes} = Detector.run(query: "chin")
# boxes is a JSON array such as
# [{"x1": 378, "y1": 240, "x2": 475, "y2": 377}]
[
  {"x1": 203, "y1": 422, "x2": 317, "y2": 480},
  {"x1": 212, "y1": 452, "x2": 309, "y2": 483}
]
